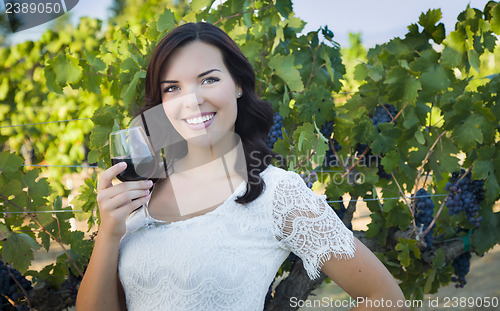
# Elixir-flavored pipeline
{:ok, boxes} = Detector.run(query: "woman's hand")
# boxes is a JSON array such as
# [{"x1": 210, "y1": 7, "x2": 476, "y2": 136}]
[{"x1": 96, "y1": 162, "x2": 153, "y2": 239}]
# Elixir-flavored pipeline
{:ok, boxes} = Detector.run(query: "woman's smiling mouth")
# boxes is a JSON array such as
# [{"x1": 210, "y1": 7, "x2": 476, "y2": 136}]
[{"x1": 183, "y1": 112, "x2": 216, "y2": 130}]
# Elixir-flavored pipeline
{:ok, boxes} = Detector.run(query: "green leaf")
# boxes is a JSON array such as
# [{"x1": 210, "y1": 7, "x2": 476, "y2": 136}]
[
  {"x1": 432, "y1": 248, "x2": 446, "y2": 269},
  {"x1": 157, "y1": 9, "x2": 175, "y2": 32},
  {"x1": 44, "y1": 69, "x2": 63, "y2": 94},
  {"x1": 384, "y1": 66, "x2": 421, "y2": 104},
  {"x1": 52, "y1": 53, "x2": 83, "y2": 85},
  {"x1": 0, "y1": 77, "x2": 8, "y2": 100},
  {"x1": 453, "y1": 114, "x2": 485, "y2": 150},
  {"x1": 121, "y1": 70, "x2": 143, "y2": 107},
  {"x1": 268, "y1": 54, "x2": 304, "y2": 92},
  {"x1": 424, "y1": 268, "x2": 437, "y2": 293},
  {"x1": 419, "y1": 65, "x2": 450, "y2": 93},
  {"x1": 419, "y1": 9, "x2": 442, "y2": 29},
  {"x1": 275, "y1": 0, "x2": 293, "y2": 18},
  {"x1": 484, "y1": 174, "x2": 500, "y2": 203},
  {"x1": 84, "y1": 50, "x2": 106, "y2": 73},
  {"x1": 190, "y1": 0, "x2": 214, "y2": 12},
  {"x1": 2, "y1": 232, "x2": 41, "y2": 273},
  {"x1": 380, "y1": 150, "x2": 399, "y2": 173},
  {"x1": 0, "y1": 151, "x2": 23, "y2": 172},
  {"x1": 472, "y1": 208, "x2": 500, "y2": 253},
  {"x1": 386, "y1": 203, "x2": 411, "y2": 229},
  {"x1": 467, "y1": 49, "x2": 480, "y2": 72},
  {"x1": 490, "y1": 3, "x2": 500, "y2": 34},
  {"x1": 472, "y1": 160, "x2": 493, "y2": 180},
  {"x1": 395, "y1": 240, "x2": 410, "y2": 267},
  {"x1": 403, "y1": 105, "x2": 420, "y2": 129},
  {"x1": 23, "y1": 169, "x2": 51, "y2": 207},
  {"x1": 352, "y1": 119, "x2": 373, "y2": 144},
  {"x1": 382, "y1": 198, "x2": 397, "y2": 213},
  {"x1": 414, "y1": 131, "x2": 425, "y2": 144}
]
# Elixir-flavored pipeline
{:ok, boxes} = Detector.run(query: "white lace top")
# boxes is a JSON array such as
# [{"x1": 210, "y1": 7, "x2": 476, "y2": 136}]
[{"x1": 118, "y1": 165, "x2": 355, "y2": 311}]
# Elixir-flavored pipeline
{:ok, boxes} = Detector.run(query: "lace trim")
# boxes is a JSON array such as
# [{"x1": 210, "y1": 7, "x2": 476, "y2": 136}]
[{"x1": 272, "y1": 171, "x2": 356, "y2": 280}]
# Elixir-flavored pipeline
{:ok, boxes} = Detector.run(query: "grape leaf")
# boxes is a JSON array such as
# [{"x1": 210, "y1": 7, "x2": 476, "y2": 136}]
[
  {"x1": 121, "y1": 70, "x2": 144, "y2": 107},
  {"x1": 490, "y1": 3, "x2": 500, "y2": 34},
  {"x1": 380, "y1": 150, "x2": 399, "y2": 173},
  {"x1": 0, "y1": 151, "x2": 23, "y2": 172},
  {"x1": 2, "y1": 232, "x2": 41, "y2": 273},
  {"x1": 190, "y1": 0, "x2": 214, "y2": 12},
  {"x1": 268, "y1": 54, "x2": 304, "y2": 92},
  {"x1": 384, "y1": 66, "x2": 421, "y2": 104},
  {"x1": 52, "y1": 53, "x2": 83, "y2": 85},
  {"x1": 453, "y1": 114, "x2": 485, "y2": 150},
  {"x1": 22, "y1": 169, "x2": 51, "y2": 207},
  {"x1": 419, "y1": 9, "x2": 442, "y2": 29},
  {"x1": 419, "y1": 65, "x2": 450, "y2": 93},
  {"x1": 157, "y1": 9, "x2": 175, "y2": 32},
  {"x1": 84, "y1": 50, "x2": 106, "y2": 73},
  {"x1": 472, "y1": 160, "x2": 493, "y2": 180},
  {"x1": 0, "y1": 77, "x2": 8, "y2": 100}
]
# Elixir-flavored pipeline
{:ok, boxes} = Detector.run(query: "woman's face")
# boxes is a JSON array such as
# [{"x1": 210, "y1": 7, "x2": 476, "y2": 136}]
[{"x1": 160, "y1": 40, "x2": 241, "y2": 147}]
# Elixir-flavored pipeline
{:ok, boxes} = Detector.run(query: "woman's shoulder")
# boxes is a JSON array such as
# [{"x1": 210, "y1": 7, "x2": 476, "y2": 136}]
[{"x1": 261, "y1": 164, "x2": 301, "y2": 184}]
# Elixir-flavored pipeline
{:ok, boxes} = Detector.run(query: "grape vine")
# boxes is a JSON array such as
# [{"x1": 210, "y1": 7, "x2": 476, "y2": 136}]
[{"x1": 0, "y1": 0, "x2": 498, "y2": 308}]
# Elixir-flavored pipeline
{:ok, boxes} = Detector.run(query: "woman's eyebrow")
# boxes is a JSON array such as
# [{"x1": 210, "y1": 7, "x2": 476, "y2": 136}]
[
  {"x1": 160, "y1": 69, "x2": 221, "y2": 84},
  {"x1": 198, "y1": 68, "x2": 221, "y2": 78}
]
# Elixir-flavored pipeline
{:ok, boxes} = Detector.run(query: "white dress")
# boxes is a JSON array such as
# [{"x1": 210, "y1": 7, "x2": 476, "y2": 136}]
[{"x1": 118, "y1": 164, "x2": 356, "y2": 311}]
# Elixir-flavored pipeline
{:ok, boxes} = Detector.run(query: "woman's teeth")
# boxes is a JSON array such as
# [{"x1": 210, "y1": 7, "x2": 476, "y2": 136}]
[{"x1": 185, "y1": 113, "x2": 215, "y2": 125}]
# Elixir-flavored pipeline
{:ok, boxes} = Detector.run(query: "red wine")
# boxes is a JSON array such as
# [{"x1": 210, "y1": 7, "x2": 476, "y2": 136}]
[{"x1": 112, "y1": 156, "x2": 156, "y2": 182}]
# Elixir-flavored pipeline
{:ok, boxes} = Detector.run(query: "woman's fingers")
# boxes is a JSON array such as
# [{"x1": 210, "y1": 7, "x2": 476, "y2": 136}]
[
  {"x1": 103, "y1": 180, "x2": 153, "y2": 200},
  {"x1": 112, "y1": 194, "x2": 151, "y2": 220},
  {"x1": 104, "y1": 189, "x2": 151, "y2": 210},
  {"x1": 97, "y1": 162, "x2": 127, "y2": 191}
]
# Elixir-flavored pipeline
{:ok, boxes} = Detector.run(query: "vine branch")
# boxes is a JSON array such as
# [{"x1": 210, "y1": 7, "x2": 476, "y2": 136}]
[{"x1": 0, "y1": 194, "x2": 84, "y2": 278}]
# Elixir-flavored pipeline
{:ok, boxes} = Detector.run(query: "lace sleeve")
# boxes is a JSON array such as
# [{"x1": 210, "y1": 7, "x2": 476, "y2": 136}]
[{"x1": 272, "y1": 171, "x2": 356, "y2": 280}]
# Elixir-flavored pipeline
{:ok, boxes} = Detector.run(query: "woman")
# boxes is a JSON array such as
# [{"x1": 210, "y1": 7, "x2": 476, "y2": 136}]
[{"x1": 76, "y1": 22, "x2": 407, "y2": 311}]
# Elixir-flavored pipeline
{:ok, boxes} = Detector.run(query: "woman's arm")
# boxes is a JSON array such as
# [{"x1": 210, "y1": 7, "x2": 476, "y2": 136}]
[
  {"x1": 76, "y1": 232, "x2": 125, "y2": 311},
  {"x1": 76, "y1": 163, "x2": 151, "y2": 311},
  {"x1": 320, "y1": 237, "x2": 409, "y2": 311}
]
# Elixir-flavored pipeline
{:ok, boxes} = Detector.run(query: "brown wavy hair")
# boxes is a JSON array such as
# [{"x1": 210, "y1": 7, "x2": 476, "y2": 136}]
[{"x1": 137, "y1": 22, "x2": 285, "y2": 204}]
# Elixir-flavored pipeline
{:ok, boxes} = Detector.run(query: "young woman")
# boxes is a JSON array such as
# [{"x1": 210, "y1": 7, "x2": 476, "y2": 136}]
[{"x1": 76, "y1": 22, "x2": 407, "y2": 311}]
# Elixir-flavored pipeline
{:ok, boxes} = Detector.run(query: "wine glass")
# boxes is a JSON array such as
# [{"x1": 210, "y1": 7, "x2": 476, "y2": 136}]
[{"x1": 110, "y1": 126, "x2": 157, "y2": 182}]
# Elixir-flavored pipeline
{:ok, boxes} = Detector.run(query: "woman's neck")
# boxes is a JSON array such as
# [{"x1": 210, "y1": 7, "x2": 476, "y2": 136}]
[{"x1": 173, "y1": 132, "x2": 246, "y2": 183}]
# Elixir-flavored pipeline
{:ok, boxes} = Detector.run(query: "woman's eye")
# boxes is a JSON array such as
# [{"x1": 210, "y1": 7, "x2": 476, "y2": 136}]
[
  {"x1": 163, "y1": 85, "x2": 179, "y2": 93},
  {"x1": 203, "y1": 77, "x2": 220, "y2": 85}
]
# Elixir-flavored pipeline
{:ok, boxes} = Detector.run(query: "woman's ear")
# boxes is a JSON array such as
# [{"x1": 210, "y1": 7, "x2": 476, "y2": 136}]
[{"x1": 236, "y1": 86, "x2": 243, "y2": 98}]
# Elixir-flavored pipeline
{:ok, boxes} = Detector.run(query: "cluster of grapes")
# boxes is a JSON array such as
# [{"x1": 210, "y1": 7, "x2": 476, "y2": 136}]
[
  {"x1": 320, "y1": 121, "x2": 342, "y2": 167},
  {"x1": 451, "y1": 252, "x2": 471, "y2": 288},
  {"x1": 299, "y1": 171, "x2": 318, "y2": 189},
  {"x1": 265, "y1": 112, "x2": 284, "y2": 149},
  {"x1": 411, "y1": 188, "x2": 435, "y2": 248},
  {"x1": 0, "y1": 260, "x2": 32, "y2": 311},
  {"x1": 445, "y1": 169, "x2": 485, "y2": 227},
  {"x1": 372, "y1": 104, "x2": 398, "y2": 128},
  {"x1": 355, "y1": 144, "x2": 391, "y2": 180}
]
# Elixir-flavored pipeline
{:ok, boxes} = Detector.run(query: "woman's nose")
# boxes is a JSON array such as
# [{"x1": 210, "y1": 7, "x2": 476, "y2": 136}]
[{"x1": 183, "y1": 91, "x2": 203, "y2": 109}]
